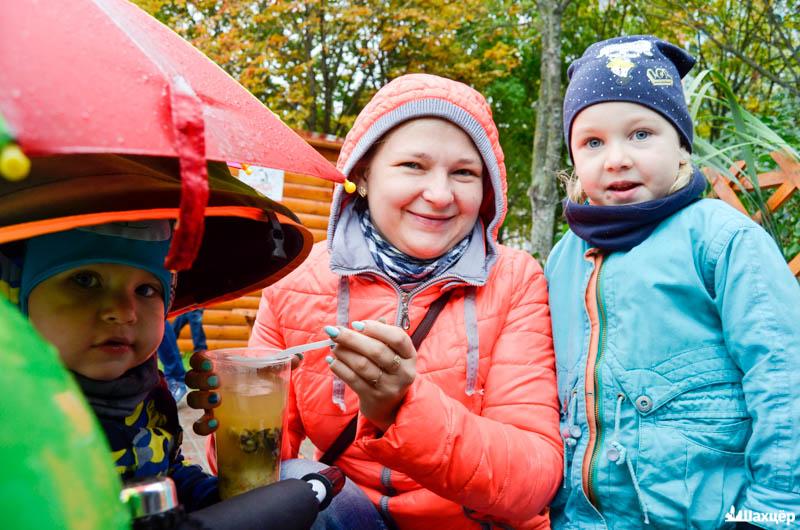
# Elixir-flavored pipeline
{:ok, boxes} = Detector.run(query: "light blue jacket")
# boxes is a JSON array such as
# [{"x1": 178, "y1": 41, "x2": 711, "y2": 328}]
[{"x1": 545, "y1": 199, "x2": 800, "y2": 529}]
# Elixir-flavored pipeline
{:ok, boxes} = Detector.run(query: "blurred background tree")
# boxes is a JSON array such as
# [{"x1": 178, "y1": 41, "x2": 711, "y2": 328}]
[
  {"x1": 141, "y1": 0, "x2": 521, "y2": 135},
  {"x1": 136, "y1": 0, "x2": 799, "y2": 261}
]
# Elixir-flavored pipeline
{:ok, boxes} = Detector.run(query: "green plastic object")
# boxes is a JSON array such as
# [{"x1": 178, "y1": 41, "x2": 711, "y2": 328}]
[
  {"x1": 0, "y1": 113, "x2": 12, "y2": 147},
  {"x1": 0, "y1": 297, "x2": 130, "y2": 529}
]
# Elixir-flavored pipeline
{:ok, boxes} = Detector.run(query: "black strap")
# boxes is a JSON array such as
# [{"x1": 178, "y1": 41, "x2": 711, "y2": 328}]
[
  {"x1": 409, "y1": 290, "x2": 452, "y2": 351},
  {"x1": 319, "y1": 290, "x2": 453, "y2": 465}
]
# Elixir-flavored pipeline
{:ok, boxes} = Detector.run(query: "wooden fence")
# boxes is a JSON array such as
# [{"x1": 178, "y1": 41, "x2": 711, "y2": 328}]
[
  {"x1": 176, "y1": 131, "x2": 341, "y2": 351},
  {"x1": 703, "y1": 150, "x2": 800, "y2": 278}
]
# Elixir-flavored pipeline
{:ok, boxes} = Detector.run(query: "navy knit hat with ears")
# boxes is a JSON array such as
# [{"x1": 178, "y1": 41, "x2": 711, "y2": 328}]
[{"x1": 563, "y1": 35, "x2": 696, "y2": 161}]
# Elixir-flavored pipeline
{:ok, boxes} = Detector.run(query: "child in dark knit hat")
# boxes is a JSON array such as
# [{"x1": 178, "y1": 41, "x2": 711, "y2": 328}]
[
  {"x1": 545, "y1": 35, "x2": 800, "y2": 529},
  {"x1": 5, "y1": 220, "x2": 220, "y2": 512}
]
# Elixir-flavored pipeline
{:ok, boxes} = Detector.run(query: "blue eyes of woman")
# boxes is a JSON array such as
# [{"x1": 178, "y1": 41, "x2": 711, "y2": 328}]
[{"x1": 70, "y1": 271, "x2": 160, "y2": 297}]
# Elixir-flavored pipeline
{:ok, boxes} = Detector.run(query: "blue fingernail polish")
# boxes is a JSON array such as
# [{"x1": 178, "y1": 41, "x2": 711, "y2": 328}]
[
  {"x1": 351, "y1": 320, "x2": 365, "y2": 331},
  {"x1": 207, "y1": 375, "x2": 219, "y2": 388},
  {"x1": 201, "y1": 360, "x2": 212, "y2": 371},
  {"x1": 208, "y1": 419, "x2": 218, "y2": 428},
  {"x1": 325, "y1": 355, "x2": 334, "y2": 365},
  {"x1": 324, "y1": 325, "x2": 339, "y2": 338},
  {"x1": 208, "y1": 393, "x2": 220, "y2": 404}
]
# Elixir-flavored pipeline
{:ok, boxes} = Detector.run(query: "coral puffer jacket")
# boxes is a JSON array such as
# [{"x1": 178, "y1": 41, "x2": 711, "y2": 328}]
[{"x1": 227, "y1": 74, "x2": 561, "y2": 528}]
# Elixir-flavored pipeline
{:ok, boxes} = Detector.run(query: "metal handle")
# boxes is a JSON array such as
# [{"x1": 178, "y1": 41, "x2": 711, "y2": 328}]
[{"x1": 120, "y1": 476, "x2": 180, "y2": 520}]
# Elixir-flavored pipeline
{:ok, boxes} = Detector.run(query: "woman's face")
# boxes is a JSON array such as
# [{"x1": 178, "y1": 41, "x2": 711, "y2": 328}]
[{"x1": 360, "y1": 118, "x2": 484, "y2": 260}]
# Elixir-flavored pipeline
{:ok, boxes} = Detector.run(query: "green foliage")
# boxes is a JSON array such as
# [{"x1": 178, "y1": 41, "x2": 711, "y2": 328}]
[
  {"x1": 756, "y1": 93, "x2": 800, "y2": 260},
  {"x1": 643, "y1": 0, "x2": 800, "y2": 115},
  {"x1": 137, "y1": 0, "x2": 523, "y2": 137},
  {"x1": 134, "y1": 0, "x2": 799, "y2": 255},
  {"x1": 686, "y1": 69, "x2": 800, "y2": 260},
  {"x1": 487, "y1": 50, "x2": 537, "y2": 243}
]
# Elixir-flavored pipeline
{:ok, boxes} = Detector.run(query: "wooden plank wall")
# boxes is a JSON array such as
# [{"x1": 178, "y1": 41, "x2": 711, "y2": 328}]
[{"x1": 177, "y1": 132, "x2": 341, "y2": 351}]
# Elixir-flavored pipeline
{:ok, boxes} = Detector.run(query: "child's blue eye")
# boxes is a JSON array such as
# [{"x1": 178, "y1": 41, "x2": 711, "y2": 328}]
[
  {"x1": 401, "y1": 162, "x2": 422, "y2": 170},
  {"x1": 587, "y1": 138, "x2": 602, "y2": 149},
  {"x1": 71, "y1": 271, "x2": 100, "y2": 289},
  {"x1": 633, "y1": 130, "x2": 650, "y2": 140}
]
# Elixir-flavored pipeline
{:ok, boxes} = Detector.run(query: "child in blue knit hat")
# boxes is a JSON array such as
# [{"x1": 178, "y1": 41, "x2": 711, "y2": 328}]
[
  {"x1": 3, "y1": 220, "x2": 220, "y2": 512},
  {"x1": 545, "y1": 35, "x2": 800, "y2": 529}
]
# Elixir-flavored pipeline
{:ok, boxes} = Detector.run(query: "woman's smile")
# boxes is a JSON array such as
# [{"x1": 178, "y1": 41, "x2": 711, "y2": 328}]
[{"x1": 406, "y1": 210, "x2": 455, "y2": 228}]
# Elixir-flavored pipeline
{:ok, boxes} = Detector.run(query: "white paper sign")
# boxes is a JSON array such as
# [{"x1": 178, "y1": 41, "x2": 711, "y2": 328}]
[{"x1": 237, "y1": 166, "x2": 285, "y2": 201}]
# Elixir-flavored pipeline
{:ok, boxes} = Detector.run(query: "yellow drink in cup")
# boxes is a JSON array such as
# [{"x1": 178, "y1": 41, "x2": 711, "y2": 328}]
[{"x1": 207, "y1": 348, "x2": 291, "y2": 500}]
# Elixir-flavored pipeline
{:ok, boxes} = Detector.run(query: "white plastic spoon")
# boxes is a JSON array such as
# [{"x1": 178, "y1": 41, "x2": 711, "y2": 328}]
[{"x1": 227, "y1": 339, "x2": 335, "y2": 366}]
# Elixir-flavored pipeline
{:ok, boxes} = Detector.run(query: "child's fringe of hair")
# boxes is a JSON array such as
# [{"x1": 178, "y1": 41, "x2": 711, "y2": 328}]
[{"x1": 561, "y1": 148, "x2": 694, "y2": 203}]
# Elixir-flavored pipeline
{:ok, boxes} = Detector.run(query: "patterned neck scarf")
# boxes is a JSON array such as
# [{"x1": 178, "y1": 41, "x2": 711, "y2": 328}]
[
  {"x1": 74, "y1": 356, "x2": 184, "y2": 480},
  {"x1": 358, "y1": 208, "x2": 471, "y2": 287}
]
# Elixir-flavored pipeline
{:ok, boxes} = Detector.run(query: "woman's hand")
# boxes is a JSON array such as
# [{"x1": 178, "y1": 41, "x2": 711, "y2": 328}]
[
  {"x1": 185, "y1": 351, "x2": 221, "y2": 435},
  {"x1": 323, "y1": 320, "x2": 416, "y2": 431},
  {"x1": 185, "y1": 350, "x2": 305, "y2": 436}
]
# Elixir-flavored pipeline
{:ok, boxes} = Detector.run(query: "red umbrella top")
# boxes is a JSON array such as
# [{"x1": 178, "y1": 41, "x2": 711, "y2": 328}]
[{"x1": 0, "y1": 0, "x2": 347, "y2": 269}]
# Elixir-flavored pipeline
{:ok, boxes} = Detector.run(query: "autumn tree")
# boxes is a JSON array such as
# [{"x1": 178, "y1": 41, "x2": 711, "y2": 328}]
[
  {"x1": 138, "y1": 0, "x2": 521, "y2": 137},
  {"x1": 646, "y1": 0, "x2": 799, "y2": 103},
  {"x1": 135, "y1": 0, "x2": 798, "y2": 258},
  {"x1": 527, "y1": 0, "x2": 570, "y2": 260}
]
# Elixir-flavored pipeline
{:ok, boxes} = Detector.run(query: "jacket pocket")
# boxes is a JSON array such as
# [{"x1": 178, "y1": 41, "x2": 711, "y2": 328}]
[
  {"x1": 657, "y1": 411, "x2": 751, "y2": 454},
  {"x1": 606, "y1": 346, "x2": 749, "y2": 528},
  {"x1": 637, "y1": 419, "x2": 748, "y2": 529},
  {"x1": 606, "y1": 345, "x2": 750, "y2": 453}
]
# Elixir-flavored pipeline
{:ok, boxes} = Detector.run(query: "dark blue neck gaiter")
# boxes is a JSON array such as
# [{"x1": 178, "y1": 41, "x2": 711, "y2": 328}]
[{"x1": 564, "y1": 169, "x2": 706, "y2": 252}]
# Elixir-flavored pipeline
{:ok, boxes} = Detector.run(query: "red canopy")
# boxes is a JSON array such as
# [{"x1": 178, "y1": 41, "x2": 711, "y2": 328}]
[{"x1": 0, "y1": 0, "x2": 344, "y2": 268}]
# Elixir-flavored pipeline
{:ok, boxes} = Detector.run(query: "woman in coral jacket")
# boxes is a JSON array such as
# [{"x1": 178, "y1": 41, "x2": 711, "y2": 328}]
[{"x1": 200, "y1": 73, "x2": 562, "y2": 529}]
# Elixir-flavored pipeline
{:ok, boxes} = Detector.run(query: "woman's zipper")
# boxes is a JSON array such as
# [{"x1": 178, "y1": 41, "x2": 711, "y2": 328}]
[{"x1": 337, "y1": 267, "x2": 481, "y2": 330}]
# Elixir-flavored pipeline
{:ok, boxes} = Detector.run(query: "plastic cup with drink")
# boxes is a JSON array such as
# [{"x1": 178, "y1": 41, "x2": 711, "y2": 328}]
[
  {"x1": 206, "y1": 347, "x2": 292, "y2": 499},
  {"x1": 206, "y1": 340, "x2": 333, "y2": 499}
]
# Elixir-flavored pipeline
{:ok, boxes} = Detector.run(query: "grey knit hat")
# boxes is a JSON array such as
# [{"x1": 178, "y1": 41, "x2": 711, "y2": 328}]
[{"x1": 563, "y1": 35, "x2": 696, "y2": 160}]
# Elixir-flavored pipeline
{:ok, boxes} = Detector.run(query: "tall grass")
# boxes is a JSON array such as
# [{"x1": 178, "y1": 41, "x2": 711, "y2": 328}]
[{"x1": 684, "y1": 69, "x2": 798, "y2": 250}]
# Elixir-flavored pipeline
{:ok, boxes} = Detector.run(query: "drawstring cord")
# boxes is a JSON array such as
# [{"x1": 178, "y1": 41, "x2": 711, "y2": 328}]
[
  {"x1": 562, "y1": 390, "x2": 578, "y2": 486},
  {"x1": 608, "y1": 393, "x2": 650, "y2": 524},
  {"x1": 331, "y1": 277, "x2": 350, "y2": 411}
]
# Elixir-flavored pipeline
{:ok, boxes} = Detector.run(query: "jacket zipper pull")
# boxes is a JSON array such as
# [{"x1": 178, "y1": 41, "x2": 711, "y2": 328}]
[{"x1": 399, "y1": 293, "x2": 410, "y2": 330}]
